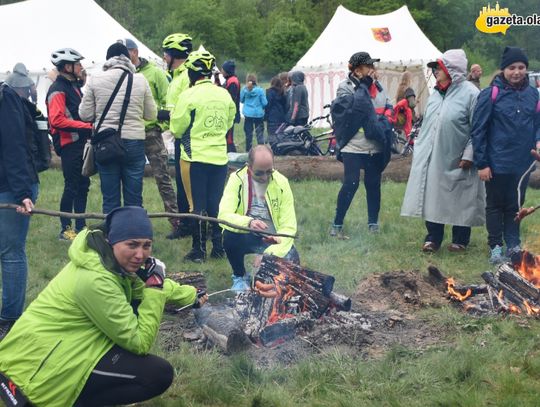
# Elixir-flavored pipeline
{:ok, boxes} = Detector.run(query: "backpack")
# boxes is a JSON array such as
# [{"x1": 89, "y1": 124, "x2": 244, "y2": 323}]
[
  {"x1": 490, "y1": 85, "x2": 540, "y2": 112},
  {"x1": 0, "y1": 83, "x2": 51, "y2": 172}
]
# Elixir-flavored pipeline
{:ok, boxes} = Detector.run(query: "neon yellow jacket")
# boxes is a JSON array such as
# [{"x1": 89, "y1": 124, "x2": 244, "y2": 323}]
[
  {"x1": 218, "y1": 166, "x2": 297, "y2": 257},
  {"x1": 170, "y1": 79, "x2": 236, "y2": 165},
  {"x1": 165, "y1": 64, "x2": 189, "y2": 112},
  {"x1": 0, "y1": 229, "x2": 196, "y2": 407},
  {"x1": 137, "y1": 58, "x2": 169, "y2": 130}
]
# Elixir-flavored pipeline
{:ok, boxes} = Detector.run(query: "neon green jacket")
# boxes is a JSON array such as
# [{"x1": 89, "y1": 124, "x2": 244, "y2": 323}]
[
  {"x1": 137, "y1": 58, "x2": 169, "y2": 131},
  {"x1": 165, "y1": 64, "x2": 189, "y2": 112},
  {"x1": 0, "y1": 228, "x2": 196, "y2": 407},
  {"x1": 170, "y1": 79, "x2": 236, "y2": 165},
  {"x1": 218, "y1": 166, "x2": 297, "y2": 257}
]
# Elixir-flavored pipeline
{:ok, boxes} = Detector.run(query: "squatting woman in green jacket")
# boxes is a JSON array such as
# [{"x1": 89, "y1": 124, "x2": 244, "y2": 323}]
[{"x1": 0, "y1": 206, "x2": 206, "y2": 407}]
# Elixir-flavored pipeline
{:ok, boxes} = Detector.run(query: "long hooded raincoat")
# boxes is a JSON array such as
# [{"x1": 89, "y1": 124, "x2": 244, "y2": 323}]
[{"x1": 401, "y1": 49, "x2": 485, "y2": 226}]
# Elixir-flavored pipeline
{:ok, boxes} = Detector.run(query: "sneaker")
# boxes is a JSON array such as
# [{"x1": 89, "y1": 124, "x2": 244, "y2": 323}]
[
  {"x1": 166, "y1": 223, "x2": 191, "y2": 240},
  {"x1": 231, "y1": 275, "x2": 250, "y2": 292},
  {"x1": 58, "y1": 226, "x2": 77, "y2": 241},
  {"x1": 489, "y1": 245, "x2": 506, "y2": 264},
  {"x1": 422, "y1": 241, "x2": 439, "y2": 253},
  {"x1": 447, "y1": 243, "x2": 466, "y2": 252},
  {"x1": 330, "y1": 225, "x2": 349, "y2": 240},
  {"x1": 0, "y1": 319, "x2": 14, "y2": 341},
  {"x1": 368, "y1": 223, "x2": 380, "y2": 233},
  {"x1": 184, "y1": 249, "x2": 206, "y2": 264}
]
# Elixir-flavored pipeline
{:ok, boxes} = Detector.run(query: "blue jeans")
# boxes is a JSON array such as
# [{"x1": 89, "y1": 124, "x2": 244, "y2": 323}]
[
  {"x1": 0, "y1": 183, "x2": 39, "y2": 321},
  {"x1": 97, "y1": 139, "x2": 145, "y2": 214}
]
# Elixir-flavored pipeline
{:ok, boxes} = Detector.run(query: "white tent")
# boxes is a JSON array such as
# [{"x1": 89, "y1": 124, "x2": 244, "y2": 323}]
[
  {"x1": 293, "y1": 5, "x2": 441, "y2": 121},
  {"x1": 0, "y1": 0, "x2": 161, "y2": 114}
]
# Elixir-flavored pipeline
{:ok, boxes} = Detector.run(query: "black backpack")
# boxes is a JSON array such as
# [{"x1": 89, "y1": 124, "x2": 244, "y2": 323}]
[{"x1": 0, "y1": 83, "x2": 51, "y2": 172}]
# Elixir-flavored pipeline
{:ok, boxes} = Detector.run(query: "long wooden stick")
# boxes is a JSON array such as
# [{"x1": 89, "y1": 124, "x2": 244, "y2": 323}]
[{"x1": 0, "y1": 204, "x2": 297, "y2": 239}]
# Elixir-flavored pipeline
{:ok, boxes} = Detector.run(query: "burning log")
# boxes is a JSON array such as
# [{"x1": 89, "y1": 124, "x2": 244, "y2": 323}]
[
  {"x1": 498, "y1": 264, "x2": 540, "y2": 304},
  {"x1": 193, "y1": 306, "x2": 252, "y2": 353}
]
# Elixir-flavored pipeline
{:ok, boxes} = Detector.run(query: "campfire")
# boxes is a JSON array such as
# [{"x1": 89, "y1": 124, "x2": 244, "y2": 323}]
[
  {"x1": 437, "y1": 250, "x2": 540, "y2": 316},
  {"x1": 191, "y1": 255, "x2": 353, "y2": 352}
]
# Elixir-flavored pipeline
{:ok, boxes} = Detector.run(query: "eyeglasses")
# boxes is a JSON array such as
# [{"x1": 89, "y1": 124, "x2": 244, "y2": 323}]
[{"x1": 253, "y1": 169, "x2": 274, "y2": 177}]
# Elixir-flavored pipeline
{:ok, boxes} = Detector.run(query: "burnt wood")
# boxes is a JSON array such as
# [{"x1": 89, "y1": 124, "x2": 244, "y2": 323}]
[{"x1": 497, "y1": 264, "x2": 540, "y2": 304}]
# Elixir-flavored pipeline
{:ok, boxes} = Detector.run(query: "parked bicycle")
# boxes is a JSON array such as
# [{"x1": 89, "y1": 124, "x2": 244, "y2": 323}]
[
  {"x1": 392, "y1": 116, "x2": 423, "y2": 157},
  {"x1": 271, "y1": 104, "x2": 336, "y2": 156}
]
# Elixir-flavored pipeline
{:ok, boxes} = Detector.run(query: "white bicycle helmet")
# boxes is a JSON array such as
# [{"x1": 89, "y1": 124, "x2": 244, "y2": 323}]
[{"x1": 50, "y1": 48, "x2": 84, "y2": 66}]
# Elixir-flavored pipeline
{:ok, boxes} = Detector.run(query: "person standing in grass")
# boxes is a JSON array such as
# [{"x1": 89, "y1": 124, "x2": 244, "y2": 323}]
[
  {"x1": 401, "y1": 49, "x2": 485, "y2": 253},
  {"x1": 241, "y1": 74, "x2": 267, "y2": 150},
  {"x1": 0, "y1": 206, "x2": 207, "y2": 407},
  {"x1": 472, "y1": 47, "x2": 540, "y2": 263},
  {"x1": 0, "y1": 82, "x2": 38, "y2": 340},
  {"x1": 170, "y1": 50, "x2": 236, "y2": 263},
  {"x1": 265, "y1": 76, "x2": 287, "y2": 145}
]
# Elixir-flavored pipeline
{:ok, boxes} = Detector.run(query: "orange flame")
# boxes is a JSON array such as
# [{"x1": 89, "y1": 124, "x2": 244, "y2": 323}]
[
  {"x1": 516, "y1": 250, "x2": 540, "y2": 288},
  {"x1": 267, "y1": 272, "x2": 297, "y2": 324},
  {"x1": 509, "y1": 304, "x2": 522, "y2": 314},
  {"x1": 446, "y1": 277, "x2": 472, "y2": 301},
  {"x1": 523, "y1": 300, "x2": 540, "y2": 315}
]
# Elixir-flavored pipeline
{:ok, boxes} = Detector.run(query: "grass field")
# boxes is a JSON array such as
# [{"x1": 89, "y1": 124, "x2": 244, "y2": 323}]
[{"x1": 19, "y1": 167, "x2": 540, "y2": 406}]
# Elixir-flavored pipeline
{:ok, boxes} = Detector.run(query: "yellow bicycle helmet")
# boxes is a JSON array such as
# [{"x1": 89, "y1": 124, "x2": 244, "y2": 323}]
[
  {"x1": 184, "y1": 50, "x2": 216, "y2": 75},
  {"x1": 162, "y1": 33, "x2": 193, "y2": 52}
]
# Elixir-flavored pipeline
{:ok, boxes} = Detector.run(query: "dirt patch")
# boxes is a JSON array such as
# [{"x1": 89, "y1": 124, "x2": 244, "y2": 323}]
[{"x1": 158, "y1": 270, "x2": 452, "y2": 366}]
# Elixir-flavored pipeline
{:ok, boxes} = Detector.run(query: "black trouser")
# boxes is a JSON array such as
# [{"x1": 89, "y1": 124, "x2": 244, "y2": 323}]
[
  {"x1": 226, "y1": 126, "x2": 237, "y2": 152},
  {"x1": 74, "y1": 345, "x2": 174, "y2": 407},
  {"x1": 485, "y1": 173, "x2": 528, "y2": 249},
  {"x1": 60, "y1": 140, "x2": 90, "y2": 231},
  {"x1": 424, "y1": 221, "x2": 471, "y2": 247},
  {"x1": 182, "y1": 161, "x2": 228, "y2": 253},
  {"x1": 334, "y1": 152, "x2": 384, "y2": 226},
  {"x1": 244, "y1": 117, "x2": 265, "y2": 151},
  {"x1": 223, "y1": 230, "x2": 300, "y2": 277},
  {"x1": 291, "y1": 117, "x2": 308, "y2": 126},
  {"x1": 174, "y1": 138, "x2": 190, "y2": 215}
]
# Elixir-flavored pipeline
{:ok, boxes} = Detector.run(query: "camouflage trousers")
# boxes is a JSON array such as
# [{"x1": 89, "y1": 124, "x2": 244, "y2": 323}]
[{"x1": 144, "y1": 128, "x2": 178, "y2": 225}]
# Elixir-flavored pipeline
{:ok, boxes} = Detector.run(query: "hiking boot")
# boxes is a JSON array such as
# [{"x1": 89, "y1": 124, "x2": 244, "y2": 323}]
[
  {"x1": 489, "y1": 245, "x2": 506, "y2": 264},
  {"x1": 231, "y1": 275, "x2": 250, "y2": 292},
  {"x1": 58, "y1": 226, "x2": 77, "y2": 241},
  {"x1": 422, "y1": 241, "x2": 439, "y2": 253},
  {"x1": 210, "y1": 223, "x2": 225, "y2": 259},
  {"x1": 166, "y1": 222, "x2": 191, "y2": 240},
  {"x1": 330, "y1": 225, "x2": 349, "y2": 240},
  {"x1": 184, "y1": 249, "x2": 206, "y2": 264},
  {"x1": 447, "y1": 243, "x2": 466, "y2": 253},
  {"x1": 368, "y1": 223, "x2": 380, "y2": 233},
  {"x1": 0, "y1": 319, "x2": 15, "y2": 341}
]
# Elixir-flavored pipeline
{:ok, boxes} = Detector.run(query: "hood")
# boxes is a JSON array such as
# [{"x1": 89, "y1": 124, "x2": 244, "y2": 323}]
[
  {"x1": 137, "y1": 57, "x2": 149, "y2": 71},
  {"x1": 440, "y1": 49, "x2": 467, "y2": 85},
  {"x1": 103, "y1": 55, "x2": 136, "y2": 73},
  {"x1": 290, "y1": 71, "x2": 305, "y2": 85},
  {"x1": 5, "y1": 62, "x2": 34, "y2": 88},
  {"x1": 68, "y1": 227, "x2": 127, "y2": 277}
]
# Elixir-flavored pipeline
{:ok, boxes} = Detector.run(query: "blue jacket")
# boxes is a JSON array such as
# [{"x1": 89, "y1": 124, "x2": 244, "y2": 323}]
[
  {"x1": 472, "y1": 74, "x2": 540, "y2": 175},
  {"x1": 265, "y1": 87, "x2": 287, "y2": 124},
  {"x1": 0, "y1": 83, "x2": 38, "y2": 202},
  {"x1": 240, "y1": 85, "x2": 267, "y2": 118}
]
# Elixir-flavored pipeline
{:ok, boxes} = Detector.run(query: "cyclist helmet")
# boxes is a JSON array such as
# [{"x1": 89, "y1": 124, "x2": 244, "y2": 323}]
[
  {"x1": 51, "y1": 48, "x2": 84, "y2": 66},
  {"x1": 162, "y1": 33, "x2": 193, "y2": 53},
  {"x1": 184, "y1": 50, "x2": 216, "y2": 76}
]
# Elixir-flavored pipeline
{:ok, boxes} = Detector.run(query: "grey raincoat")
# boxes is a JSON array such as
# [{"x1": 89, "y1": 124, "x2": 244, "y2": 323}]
[{"x1": 401, "y1": 49, "x2": 485, "y2": 227}]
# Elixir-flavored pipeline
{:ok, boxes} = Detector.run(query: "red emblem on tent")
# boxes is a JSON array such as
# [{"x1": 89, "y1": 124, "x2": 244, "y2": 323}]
[{"x1": 372, "y1": 27, "x2": 392, "y2": 42}]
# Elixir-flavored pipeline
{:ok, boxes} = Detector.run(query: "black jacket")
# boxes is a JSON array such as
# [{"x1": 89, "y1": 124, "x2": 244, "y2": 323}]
[
  {"x1": 0, "y1": 84, "x2": 38, "y2": 202},
  {"x1": 265, "y1": 87, "x2": 287, "y2": 124}
]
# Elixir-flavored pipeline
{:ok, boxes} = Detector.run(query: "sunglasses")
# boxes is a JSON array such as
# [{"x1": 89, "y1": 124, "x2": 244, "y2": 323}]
[{"x1": 253, "y1": 169, "x2": 274, "y2": 177}]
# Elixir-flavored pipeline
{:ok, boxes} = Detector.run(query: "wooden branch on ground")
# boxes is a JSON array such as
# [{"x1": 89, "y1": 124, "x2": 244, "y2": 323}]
[{"x1": 0, "y1": 204, "x2": 297, "y2": 239}]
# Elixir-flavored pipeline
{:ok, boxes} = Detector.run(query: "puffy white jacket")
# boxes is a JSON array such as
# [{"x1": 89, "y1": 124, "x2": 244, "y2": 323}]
[{"x1": 79, "y1": 56, "x2": 157, "y2": 140}]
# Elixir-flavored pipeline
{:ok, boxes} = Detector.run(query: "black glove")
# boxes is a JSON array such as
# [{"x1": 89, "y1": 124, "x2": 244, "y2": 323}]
[
  {"x1": 192, "y1": 289, "x2": 207, "y2": 309},
  {"x1": 360, "y1": 75, "x2": 373, "y2": 88},
  {"x1": 137, "y1": 257, "x2": 166, "y2": 288},
  {"x1": 157, "y1": 110, "x2": 170, "y2": 122}
]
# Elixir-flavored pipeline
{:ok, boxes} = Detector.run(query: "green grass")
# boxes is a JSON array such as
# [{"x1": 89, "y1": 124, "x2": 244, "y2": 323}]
[{"x1": 18, "y1": 170, "x2": 540, "y2": 405}]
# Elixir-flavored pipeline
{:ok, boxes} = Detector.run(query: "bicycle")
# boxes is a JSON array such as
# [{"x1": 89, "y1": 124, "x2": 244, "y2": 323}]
[{"x1": 392, "y1": 116, "x2": 422, "y2": 157}]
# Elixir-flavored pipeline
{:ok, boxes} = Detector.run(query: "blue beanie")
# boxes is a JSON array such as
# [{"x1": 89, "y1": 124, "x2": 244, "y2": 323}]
[
  {"x1": 106, "y1": 206, "x2": 153, "y2": 245},
  {"x1": 222, "y1": 60, "x2": 235, "y2": 75}
]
